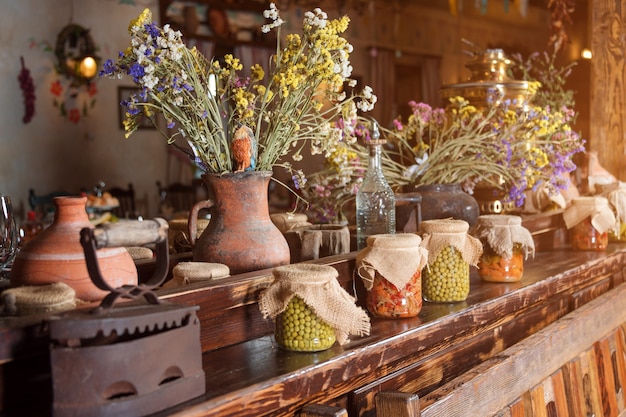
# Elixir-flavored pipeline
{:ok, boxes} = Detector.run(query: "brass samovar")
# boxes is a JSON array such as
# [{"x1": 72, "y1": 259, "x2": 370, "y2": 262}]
[
  {"x1": 440, "y1": 47, "x2": 534, "y2": 214},
  {"x1": 441, "y1": 47, "x2": 534, "y2": 110}
]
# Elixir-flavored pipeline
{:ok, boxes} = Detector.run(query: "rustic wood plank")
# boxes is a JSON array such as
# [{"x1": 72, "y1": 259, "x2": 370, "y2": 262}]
[
  {"x1": 569, "y1": 276, "x2": 612, "y2": 310},
  {"x1": 375, "y1": 391, "x2": 420, "y2": 417},
  {"x1": 511, "y1": 392, "x2": 533, "y2": 417},
  {"x1": 561, "y1": 358, "x2": 586, "y2": 417},
  {"x1": 615, "y1": 326, "x2": 626, "y2": 412},
  {"x1": 595, "y1": 337, "x2": 619, "y2": 416},
  {"x1": 590, "y1": 0, "x2": 626, "y2": 181},
  {"x1": 494, "y1": 408, "x2": 512, "y2": 417},
  {"x1": 528, "y1": 384, "x2": 547, "y2": 417},
  {"x1": 298, "y1": 404, "x2": 348, "y2": 417},
  {"x1": 418, "y1": 283, "x2": 626, "y2": 417},
  {"x1": 549, "y1": 371, "x2": 569, "y2": 417},
  {"x1": 578, "y1": 348, "x2": 604, "y2": 417}
]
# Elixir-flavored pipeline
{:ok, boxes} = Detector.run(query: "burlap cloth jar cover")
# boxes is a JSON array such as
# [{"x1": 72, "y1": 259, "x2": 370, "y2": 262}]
[
  {"x1": 470, "y1": 215, "x2": 535, "y2": 282},
  {"x1": 356, "y1": 234, "x2": 428, "y2": 317},
  {"x1": 420, "y1": 219, "x2": 482, "y2": 266},
  {"x1": 563, "y1": 196, "x2": 616, "y2": 235},
  {"x1": 419, "y1": 219, "x2": 482, "y2": 302},
  {"x1": 259, "y1": 264, "x2": 370, "y2": 345},
  {"x1": 598, "y1": 184, "x2": 626, "y2": 239},
  {"x1": 471, "y1": 215, "x2": 535, "y2": 259},
  {"x1": 356, "y1": 234, "x2": 427, "y2": 291}
]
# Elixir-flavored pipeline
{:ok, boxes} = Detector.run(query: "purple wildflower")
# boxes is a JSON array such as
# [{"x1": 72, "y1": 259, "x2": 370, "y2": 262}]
[
  {"x1": 144, "y1": 23, "x2": 160, "y2": 39},
  {"x1": 99, "y1": 59, "x2": 116, "y2": 77},
  {"x1": 128, "y1": 63, "x2": 145, "y2": 82}
]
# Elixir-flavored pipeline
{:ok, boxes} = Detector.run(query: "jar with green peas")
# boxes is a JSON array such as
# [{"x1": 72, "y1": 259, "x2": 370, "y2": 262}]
[
  {"x1": 258, "y1": 264, "x2": 371, "y2": 352},
  {"x1": 419, "y1": 219, "x2": 482, "y2": 303},
  {"x1": 274, "y1": 296, "x2": 336, "y2": 351}
]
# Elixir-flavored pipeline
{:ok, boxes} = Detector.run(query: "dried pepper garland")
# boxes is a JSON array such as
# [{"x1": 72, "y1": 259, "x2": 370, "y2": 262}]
[
  {"x1": 18, "y1": 57, "x2": 35, "y2": 124},
  {"x1": 548, "y1": 0, "x2": 575, "y2": 52}
]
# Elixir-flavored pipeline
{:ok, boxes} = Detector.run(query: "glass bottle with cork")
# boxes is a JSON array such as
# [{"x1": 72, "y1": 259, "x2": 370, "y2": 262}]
[{"x1": 356, "y1": 119, "x2": 396, "y2": 250}]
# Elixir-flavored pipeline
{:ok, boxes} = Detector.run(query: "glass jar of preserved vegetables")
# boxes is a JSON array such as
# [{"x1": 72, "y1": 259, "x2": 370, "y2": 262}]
[
  {"x1": 563, "y1": 196, "x2": 615, "y2": 251},
  {"x1": 258, "y1": 264, "x2": 370, "y2": 352},
  {"x1": 470, "y1": 215, "x2": 535, "y2": 283},
  {"x1": 274, "y1": 296, "x2": 336, "y2": 352},
  {"x1": 419, "y1": 219, "x2": 482, "y2": 303},
  {"x1": 356, "y1": 234, "x2": 428, "y2": 318}
]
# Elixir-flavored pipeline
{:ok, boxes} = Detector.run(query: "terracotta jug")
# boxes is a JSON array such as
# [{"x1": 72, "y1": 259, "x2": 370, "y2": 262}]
[
  {"x1": 188, "y1": 171, "x2": 290, "y2": 275},
  {"x1": 10, "y1": 196, "x2": 137, "y2": 301}
]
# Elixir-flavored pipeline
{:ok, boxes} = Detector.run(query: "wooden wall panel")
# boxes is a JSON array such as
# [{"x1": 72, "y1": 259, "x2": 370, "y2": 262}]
[{"x1": 590, "y1": 0, "x2": 626, "y2": 181}]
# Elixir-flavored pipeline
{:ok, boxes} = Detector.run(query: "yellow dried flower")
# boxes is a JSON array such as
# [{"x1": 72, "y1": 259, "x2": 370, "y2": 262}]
[{"x1": 128, "y1": 9, "x2": 152, "y2": 34}]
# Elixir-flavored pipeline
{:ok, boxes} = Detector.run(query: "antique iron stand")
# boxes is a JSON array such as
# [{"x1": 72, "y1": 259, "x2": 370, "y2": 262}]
[{"x1": 48, "y1": 218, "x2": 205, "y2": 417}]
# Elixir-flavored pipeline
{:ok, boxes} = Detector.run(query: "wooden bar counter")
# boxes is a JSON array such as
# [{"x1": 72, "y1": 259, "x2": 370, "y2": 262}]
[{"x1": 1, "y1": 239, "x2": 626, "y2": 416}]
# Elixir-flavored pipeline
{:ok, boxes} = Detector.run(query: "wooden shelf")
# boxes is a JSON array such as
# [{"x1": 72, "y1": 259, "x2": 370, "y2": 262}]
[{"x1": 3, "y1": 243, "x2": 626, "y2": 415}]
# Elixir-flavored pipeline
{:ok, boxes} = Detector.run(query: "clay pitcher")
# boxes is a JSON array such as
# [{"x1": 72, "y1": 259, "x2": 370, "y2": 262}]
[
  {"x1": 10, "y1": 196, "x2": 137, "y2": 301},
  {"x1": 188, "y1": 171, "x2": 290, "y2": 274}
]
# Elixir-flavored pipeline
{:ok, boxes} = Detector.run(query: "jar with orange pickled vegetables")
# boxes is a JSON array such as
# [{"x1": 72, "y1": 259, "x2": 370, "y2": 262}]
[
  {"x1": 356, "y1": 234, "x2": 428, "y2": 318},
  {"x1": 470, "y1": 215, "x2": 535, "y2": 283},
  {"x1": 563, "y1": 197, "x2": 615, "y2": 251}
]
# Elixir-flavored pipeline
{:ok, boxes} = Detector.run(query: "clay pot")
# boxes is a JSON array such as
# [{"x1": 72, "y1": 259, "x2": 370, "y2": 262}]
[
  {"x1": 405, "y1": 183, "x2": 479, "y2": 226},
  {"x1": 188, "y1": 171, "x2": 290, "y2": 275},
  {"x1": 10, "y1": 196, "x2": 137, "y2": 301}
]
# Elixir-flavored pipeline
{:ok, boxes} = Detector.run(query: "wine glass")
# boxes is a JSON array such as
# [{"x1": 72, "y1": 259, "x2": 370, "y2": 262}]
[{"x1": 0, "y1": 195, "x2": 18, "y2": 274}]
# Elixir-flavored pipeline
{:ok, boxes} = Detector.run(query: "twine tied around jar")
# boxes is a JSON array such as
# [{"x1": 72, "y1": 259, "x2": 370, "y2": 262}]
[
  {"x1": 419, "y1": 219, "x2": 482, "y2": 266},
  {"x1": 2, "y1": 282, "x2": 77, "y2": 316},
  {"x1": 563, "y1": 196, "x2": 616, "y2": 234},
  {"x1": 471, "y1": 215, "x2": 535, "y2": 259},
  {"x1": 259, "y1": 264, "x2": 370, "y2": 345},
  {"x1": 161, "y1": 262, "x2": 230, "y2": 289},
  {"x1": 356, "y1": 234, "x2": 428, "y2": 291}
]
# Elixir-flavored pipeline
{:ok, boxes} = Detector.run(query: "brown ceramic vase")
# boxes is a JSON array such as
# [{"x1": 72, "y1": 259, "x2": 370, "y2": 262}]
[
  {"x1": 10, "y1": 196, "x2": 138, "y2": 301},
  {"x1": 404, "y1": 183, "x2": 480, "y2": 226},
  {"x1": 188, "y1": 171, "x2": 290, "y2": 275}
]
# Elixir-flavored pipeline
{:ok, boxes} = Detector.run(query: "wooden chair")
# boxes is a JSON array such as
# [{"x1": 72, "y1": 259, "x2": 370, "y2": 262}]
[
  {"x1": 157, "y1": 181, "x2": 198, "y2": 217},
  {"x1": 107, "y1": 183, "x2": 137, "y2": 219},
  {"x1": 28, "y1": 188, "x2": 71, "y2": 218}
]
